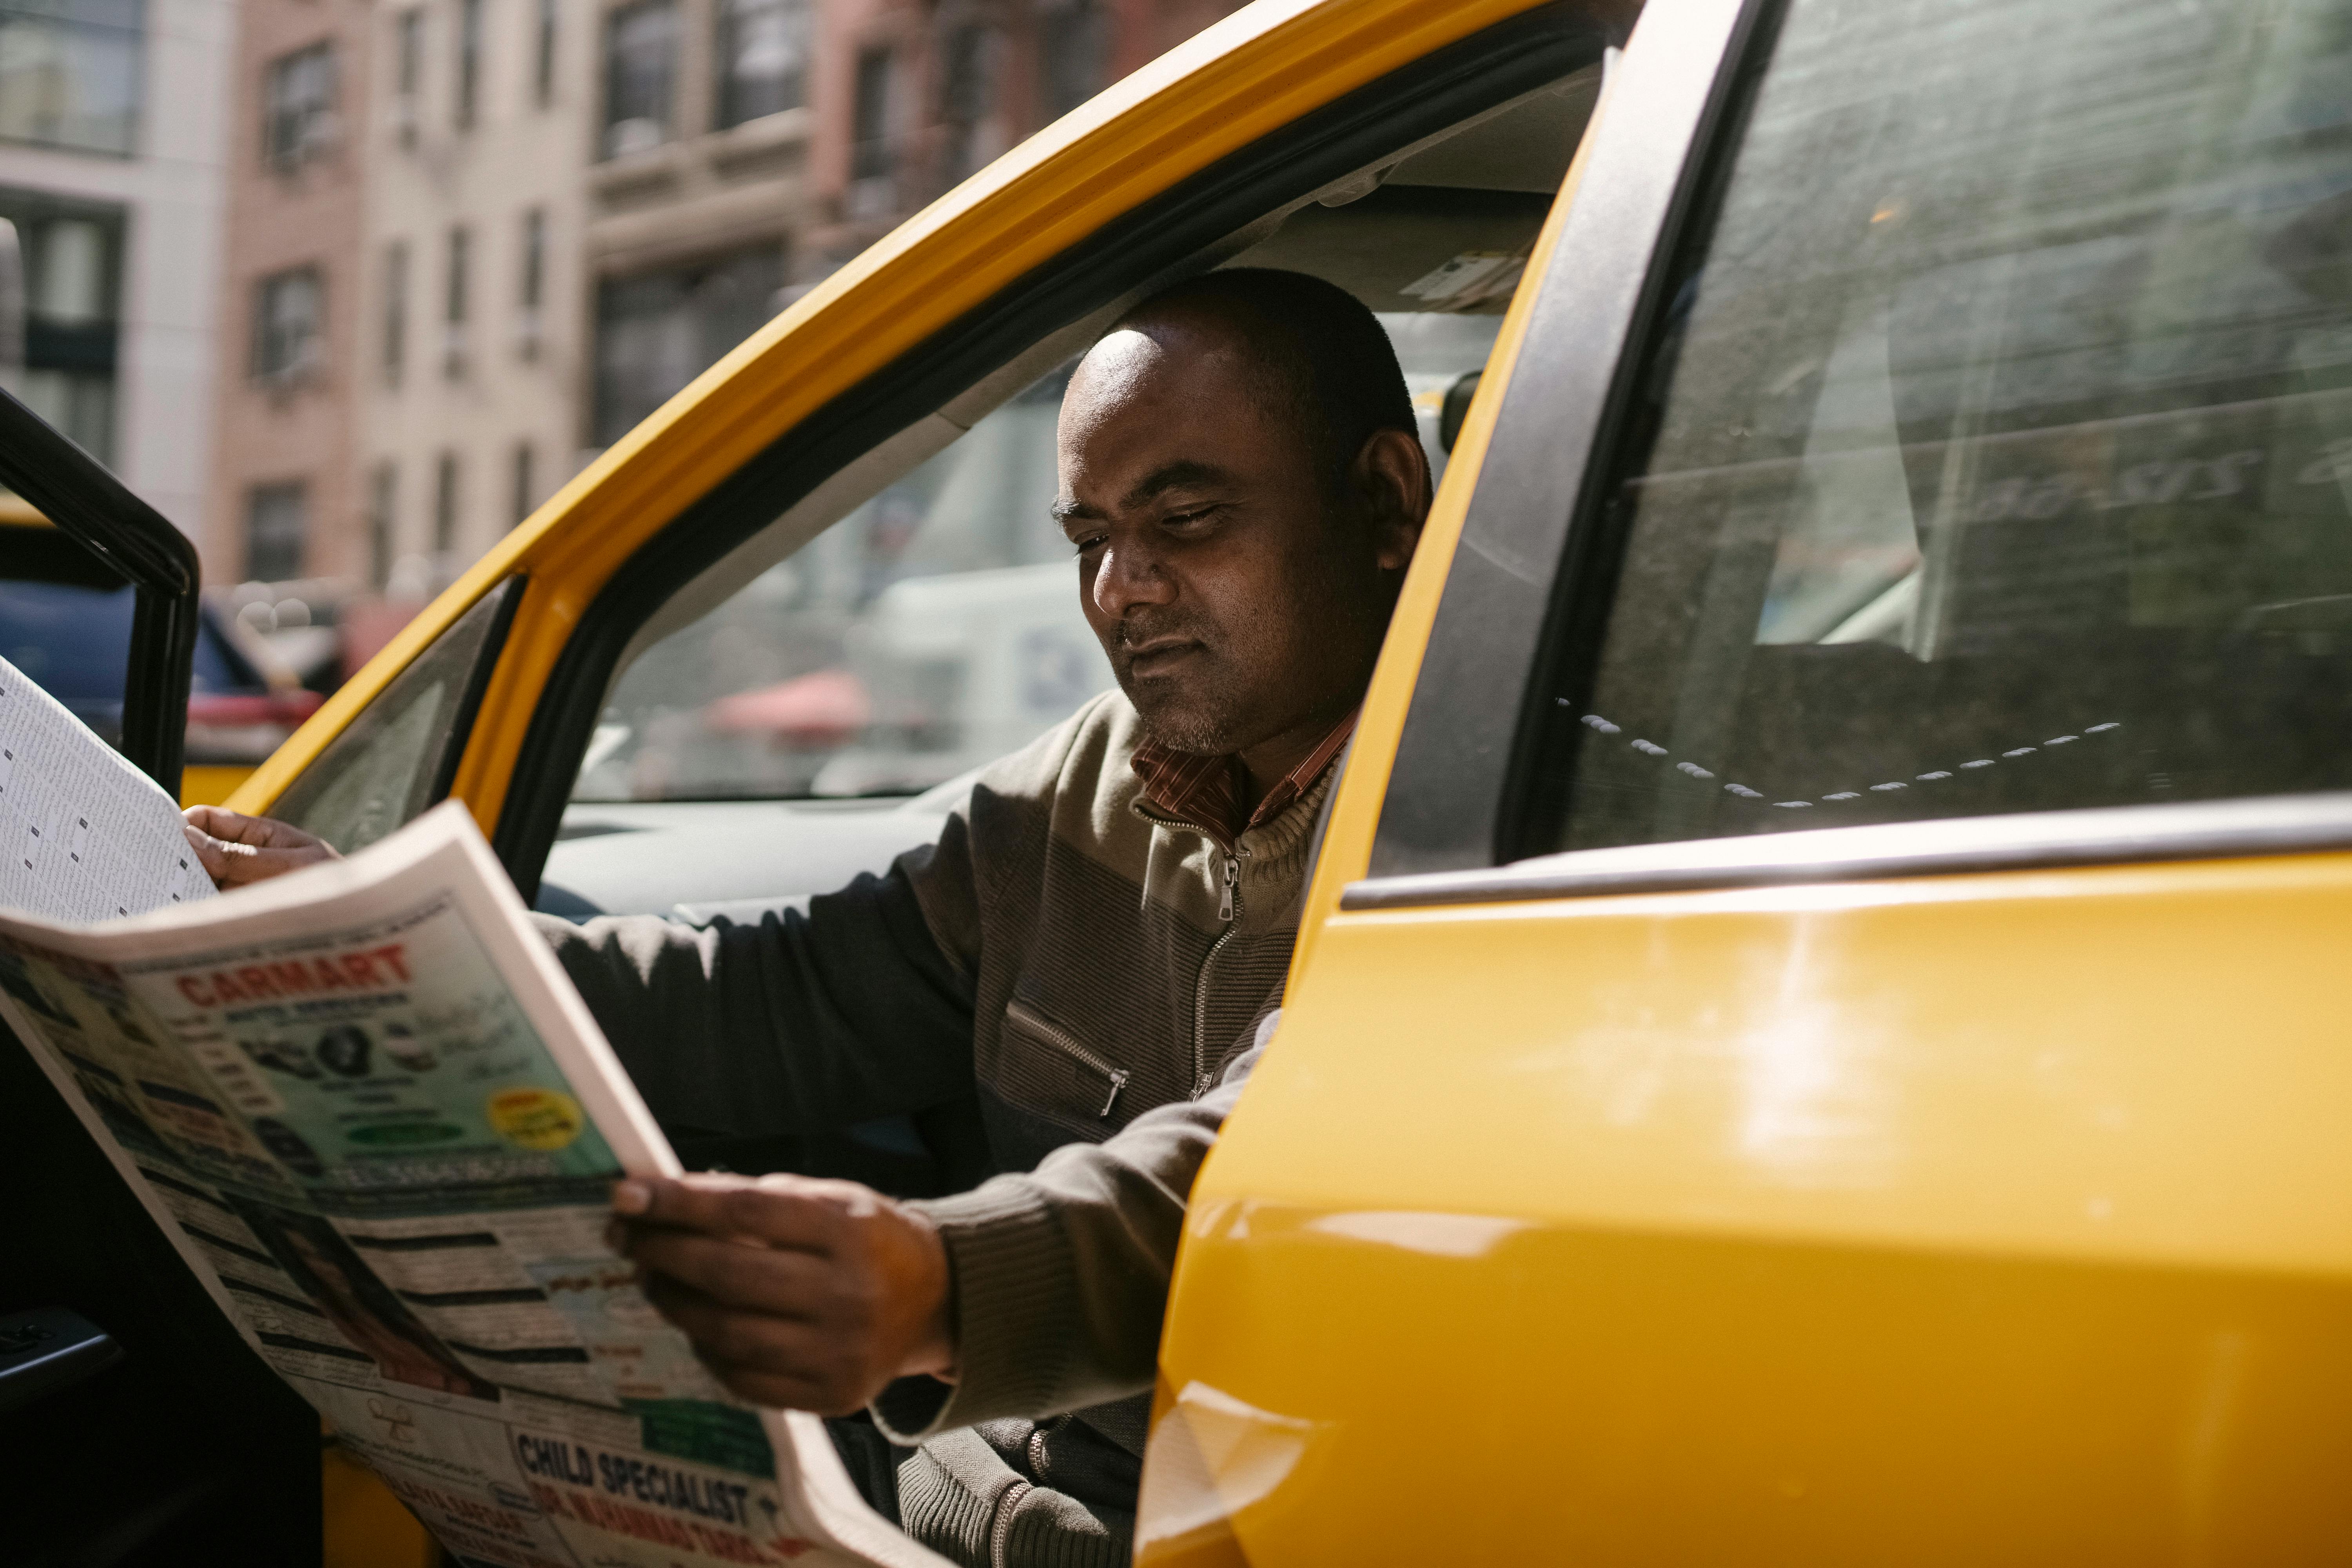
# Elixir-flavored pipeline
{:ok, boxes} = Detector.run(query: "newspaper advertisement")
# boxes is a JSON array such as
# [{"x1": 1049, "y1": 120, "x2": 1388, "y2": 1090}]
[{"x1": 0, "y1": 658, "x2": 945, "y2": 1568}]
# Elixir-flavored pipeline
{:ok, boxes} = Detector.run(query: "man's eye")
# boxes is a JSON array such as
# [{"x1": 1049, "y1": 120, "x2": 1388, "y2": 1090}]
[
  {"x1": 1164, "y1": 506, "x2": 1221, "y2": 530},
  {"x1": 1071, "y1": 534, "x2": 1107, "y2": 555}
]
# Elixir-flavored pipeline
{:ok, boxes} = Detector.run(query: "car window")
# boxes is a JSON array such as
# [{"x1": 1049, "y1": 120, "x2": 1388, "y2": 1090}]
[
  {"x1": 572, "y1": 317, "x2": 1506, "y2": 805},
  {"x1": 271, "y1": 580, "x2": 519, "y2": 851},
  {"x1": 1522, "y1": 0, "x2": 2352, "y2": 855}
]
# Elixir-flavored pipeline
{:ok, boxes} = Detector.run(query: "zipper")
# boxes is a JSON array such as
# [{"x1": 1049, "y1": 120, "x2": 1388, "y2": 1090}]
[
  {"x1": 989, "y1": 1479, "x2": 1033, "y2": 1568},
  {"x1": 1192, "y1": 843, "x2": 1250, "y2": 1096},
  {"x1": 1004, "y1": 998, "x2": 1130, "y2": 1118}
]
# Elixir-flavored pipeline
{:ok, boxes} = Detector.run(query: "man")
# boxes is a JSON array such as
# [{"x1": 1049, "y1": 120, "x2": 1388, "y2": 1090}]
[{"x1": 185, "y1": 267, "x2": 1432, "y2": 1566}]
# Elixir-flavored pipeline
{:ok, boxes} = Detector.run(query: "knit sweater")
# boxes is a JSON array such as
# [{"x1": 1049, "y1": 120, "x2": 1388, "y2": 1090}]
[{"x1": 534, "y1": 689, "x2": 1333, "y2": 1565}]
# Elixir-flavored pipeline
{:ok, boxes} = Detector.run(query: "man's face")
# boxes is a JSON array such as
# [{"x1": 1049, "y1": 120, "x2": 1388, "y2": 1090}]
[{"x1": 1055, "y1": 312, "x2": 1413, "y2": 758}]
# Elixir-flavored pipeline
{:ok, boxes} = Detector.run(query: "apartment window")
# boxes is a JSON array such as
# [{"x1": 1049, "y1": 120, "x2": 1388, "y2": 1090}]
[
  {"x1": 264, "y1": 41, "x2": 338, "y2": 171},
  {"x1": 382, "y1": 240, "x2": 408, "y2": 386},
  {"x1": 246, "y1": 482, "x2": 307, "y2": 582},
  {"x1": 714, "y1": 0, "x2": 806, "y2": 129},
  {"x1": 443, "y1": 224, "x2": 468, "y2": 377},
  {"x1": 936, "y1": 22, "x2": 1003, "y2": 184},
  {"x1": 516, "y1": 206, "x2": 545, "y2": 358},
  {"x1": 533, "y1": 0, "x2": 555, "y2": 105},
  {"x1": 392, "y1": 9, "x2": 421, "y2": 145},
  {"x1": 593, "y1": 243, "x2": 781, "y2": 443},
  {"x1": 0, "y1": 0, "x2": 143, "y2": 156},
  {"x1": 510, "y1": 441, "x2": 534, "y2": 527},
  {"x1": 367, "y1": 463, "x2": 396, "y2": 587},
  {"x1": 603, "y1": 0, "x2": 675, "y2": 158},
  {"x1": 252, "y1": 265, "x2": 323, "y2": 383},
  {"x1": 454, "y1": 0, "x2": 481, "y2": 129},
  {"x1": 847, "y1": 45, "x2": 895, "y2": 218},
  {"x1": 1036, "y1": 0, "x2": 1106, "y2": 120},
  {"x1": 0, "y1": 192, "x2": 124, "y2": 463},
  {"x1": 432, "y1": 451, "x2": 459, "y2": 553}
]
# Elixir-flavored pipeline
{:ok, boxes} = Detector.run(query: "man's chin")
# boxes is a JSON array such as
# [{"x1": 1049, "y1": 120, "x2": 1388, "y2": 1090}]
[{"x1": 1122, "y1": 682, "x2": 1247, "y2": 757}]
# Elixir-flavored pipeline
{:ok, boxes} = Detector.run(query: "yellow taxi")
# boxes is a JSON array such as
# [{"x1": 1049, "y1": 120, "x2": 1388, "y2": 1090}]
[{"x1": 8, "y1": 0, "x2": 2352, "y2": 1559}]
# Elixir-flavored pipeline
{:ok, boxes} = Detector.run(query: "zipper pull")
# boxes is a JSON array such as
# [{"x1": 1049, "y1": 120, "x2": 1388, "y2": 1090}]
[
  {"x1": 1218, "y1": 849, "x2": 1241, "y2": 922},
  {"x1": 1100, "y1": 1068, "x2": 1131, "y2": 1118}
]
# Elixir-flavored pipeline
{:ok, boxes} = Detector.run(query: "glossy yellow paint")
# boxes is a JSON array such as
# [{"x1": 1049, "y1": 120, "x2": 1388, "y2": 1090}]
[
  {"x1": 179, "y1": 764, "x2": 251, "y2": 806},
  {"x1": 1154, "y1": 856, "x2": 2352, "y2": 1563},
  {"x1": 226, "y1": 0, "x2": 1565, "y2": 828},
  {"x1": 322, "y1": 1443, "x2": 438, "y2": 1568}
]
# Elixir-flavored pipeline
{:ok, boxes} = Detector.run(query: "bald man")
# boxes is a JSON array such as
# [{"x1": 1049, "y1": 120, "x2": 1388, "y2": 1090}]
[{"x1": 185, "y1": 268, "x2": 1431, "y2": 1566}]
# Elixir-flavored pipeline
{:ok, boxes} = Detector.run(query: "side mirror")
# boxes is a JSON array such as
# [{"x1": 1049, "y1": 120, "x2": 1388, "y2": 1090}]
[{"x1": 0, "y1": 386, "x2": 199, "y2": 798}]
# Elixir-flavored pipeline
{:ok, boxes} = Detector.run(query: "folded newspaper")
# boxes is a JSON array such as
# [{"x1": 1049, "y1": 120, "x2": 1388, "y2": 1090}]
[{"x1": 0, "y1": 655, "x2": 947, "y2": 1568}]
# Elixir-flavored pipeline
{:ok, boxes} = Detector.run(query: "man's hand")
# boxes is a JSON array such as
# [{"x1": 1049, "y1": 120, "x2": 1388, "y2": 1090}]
[
  {"x1": 182, "y1": 806, "x2": 339, "y2": 889},
  {"x1": 612, "y1": 1172, "x2": 953, "y2": 1415}
]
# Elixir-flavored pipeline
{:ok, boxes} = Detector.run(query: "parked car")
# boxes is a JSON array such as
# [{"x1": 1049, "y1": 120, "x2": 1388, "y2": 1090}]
[
  {"x1": 0, "y1": 503, "x2": 320, "y2": 805},
  {"x1": 10, "y1": 0, "x2": 2352, "y2": 1559}
]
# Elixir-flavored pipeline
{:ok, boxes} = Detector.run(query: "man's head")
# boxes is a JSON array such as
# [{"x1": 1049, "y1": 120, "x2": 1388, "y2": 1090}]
[{"x1": 1055, "y1": 268, "x2": 1430, "y2": 771}]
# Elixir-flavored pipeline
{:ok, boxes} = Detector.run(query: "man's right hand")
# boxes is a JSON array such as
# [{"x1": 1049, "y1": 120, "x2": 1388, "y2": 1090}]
[{"x1": 182, "y1": 806, "x2": 339, "y2": 889}]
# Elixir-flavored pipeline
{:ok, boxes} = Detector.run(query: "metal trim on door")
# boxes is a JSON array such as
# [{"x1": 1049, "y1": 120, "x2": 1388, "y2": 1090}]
[
  {"x1": 0, "y1": 386, "x2": 199, "y2": 795},
  {"x1": 1343, "y1": 791, "x2": 2352, "y2": 910},
  {"x1": 1368, "y1": 0, "x2": 1774, "y2": 879}
]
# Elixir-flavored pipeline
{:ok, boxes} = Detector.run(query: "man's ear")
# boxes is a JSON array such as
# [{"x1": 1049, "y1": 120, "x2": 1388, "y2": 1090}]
[{"x1": 1354, "y1": 427, "x2": 1430, "y2": 571}]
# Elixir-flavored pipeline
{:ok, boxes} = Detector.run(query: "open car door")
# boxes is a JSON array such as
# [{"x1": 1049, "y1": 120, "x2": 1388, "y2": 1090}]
[{"x1": 0, "y1": 387, "x2": 321, "y2": 1567}]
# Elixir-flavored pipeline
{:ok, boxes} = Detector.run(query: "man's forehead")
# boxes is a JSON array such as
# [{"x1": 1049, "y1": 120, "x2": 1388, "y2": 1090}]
[{"x1": 1066, "y1": 316, "x2": 1258, "y2": 412}]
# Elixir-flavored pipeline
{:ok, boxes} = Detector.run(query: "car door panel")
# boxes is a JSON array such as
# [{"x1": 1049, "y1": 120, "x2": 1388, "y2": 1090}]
[
  {"x1": 1151, "y1": 0, "x2": 2352, "y2": 1558},
  {"x1": 1162, "y1": 855, "x2": 2352, "y2": 1561}
]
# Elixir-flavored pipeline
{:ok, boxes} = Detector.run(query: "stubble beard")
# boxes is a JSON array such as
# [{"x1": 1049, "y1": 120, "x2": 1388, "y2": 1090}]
[{"x1": 1108, "y1": 624, "x2": 1257, "y2": 756}]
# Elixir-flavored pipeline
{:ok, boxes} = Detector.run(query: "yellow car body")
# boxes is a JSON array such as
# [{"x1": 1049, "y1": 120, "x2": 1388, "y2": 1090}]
[{"x1": 205, "y1": 0, "x2": 2352, "y2": 1559}]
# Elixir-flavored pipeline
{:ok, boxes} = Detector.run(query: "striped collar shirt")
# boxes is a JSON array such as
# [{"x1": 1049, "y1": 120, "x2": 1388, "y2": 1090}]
[{"x1": 1130, "y1": 708, "x2": 1358, "y2": 852}]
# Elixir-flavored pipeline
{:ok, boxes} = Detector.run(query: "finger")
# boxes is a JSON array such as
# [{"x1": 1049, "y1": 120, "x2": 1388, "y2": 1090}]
[
  {"x1": 624, "y1": 1229, "x2": 838, "y2": 1316},
  {"x1": 639, "y1": 1283, "x2": 871, "y2": 1414},
  {"x1": 612, "y1": 1174, "x2": 855, "y2": 1252},
  {"x1": 707, "y1": 1363, "x2": 865, "y2": 1416},
  {"x1": 183, "y1": 806, "x2": 276, "y2": 847},
  {"x1": 182, "y1": 822, "x2": 238, "y2": 884}
]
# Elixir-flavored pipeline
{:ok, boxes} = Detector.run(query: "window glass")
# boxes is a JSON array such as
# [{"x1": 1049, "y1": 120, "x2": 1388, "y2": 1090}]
[
  {"x1": 574, "y1": 310, "x2": 1507, "y2": 803},
  {"x1": 272, "y1": 579, "x2": 518, "y2": 853},
  {"x1": 1526, "y1": 0, "x2": 2352, "y2": 855},
  {"x1": 603, "y1": 0, "x2": 675, "y2": 158},
  {"x1": 846, "y1": 45, "x2": 896, "y2": 218},
  {"x1": 246, "y1": 481, "x2": 307, "y2": 581},
  {"x1": 0, "y1": 195, "x2": 122, "y2": 463},
  {"x1": 714, "y1": 0, "x2": 807, "y2": 129},
  {"x1": 591, "y1": 244, "x2": 781, "y2": 444},
  {"x1": 0, "y1": 0, "x2": 142, "y2": 156},
  {"x1": 453, "y1": 0, "x2": 479, "y2": 129},
  {"x1": 252, "y1": 266, "x2": 322, "y2": 382},
  {"x1": 263, "y1": 41, "x2": 335, "y2": 170}
]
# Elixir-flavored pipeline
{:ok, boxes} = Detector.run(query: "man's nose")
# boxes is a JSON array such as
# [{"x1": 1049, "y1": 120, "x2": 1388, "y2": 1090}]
[{"x1": 1091, "y1": 537, "x2": 1177, "y2": 621}]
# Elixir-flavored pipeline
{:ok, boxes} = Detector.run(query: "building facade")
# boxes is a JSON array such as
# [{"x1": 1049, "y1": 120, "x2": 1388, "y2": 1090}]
[
  {"x1": 0, "y1": 0, "x2": 236, "y2": 534},
  {"x1": 205, "y1": 0, "x2": 374, "y2": 587},
  {"x1": 200, "y1": 0, "x2": 1243, "y2": 619},
  {"x1": 359, "y1": 0, "x2": 595, "y2": 603}
]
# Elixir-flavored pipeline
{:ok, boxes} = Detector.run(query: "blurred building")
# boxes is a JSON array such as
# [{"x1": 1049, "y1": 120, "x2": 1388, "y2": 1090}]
[
  {"x1": 359, "y1": 0, "x2": 593, "y2": 608},
  {"x1": 206, "y1": 0, "x2": 374, "y2": 592},
  {"x1": 200, "y1": 0, "x2": 1245, "y2": 643},
  {"x1": 0, "y1": 0, "x2": 236, "y2": 531},
  {"x1": 802, "y1": 0, "x2": 1245, "y2": 275}
]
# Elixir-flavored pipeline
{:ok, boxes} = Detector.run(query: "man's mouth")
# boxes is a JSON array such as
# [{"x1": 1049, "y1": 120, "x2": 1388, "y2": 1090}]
[{"x1": 1123, "y1": 638, "x2": 1202, "y2": 677}]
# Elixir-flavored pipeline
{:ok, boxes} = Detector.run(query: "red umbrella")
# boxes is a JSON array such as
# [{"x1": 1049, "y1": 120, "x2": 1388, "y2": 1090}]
[{"x1": 703, "y1": 668, "x2": 871, "y2": 743}]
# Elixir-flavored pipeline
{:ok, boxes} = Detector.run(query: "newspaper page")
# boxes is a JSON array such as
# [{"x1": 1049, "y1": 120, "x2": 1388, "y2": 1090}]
[
  {"x1": 0, "y1": 797, "x2": 947, "y2": 1568},
  {"x1": 0, "y1": 653, "x2": 215, "y2": 921}
]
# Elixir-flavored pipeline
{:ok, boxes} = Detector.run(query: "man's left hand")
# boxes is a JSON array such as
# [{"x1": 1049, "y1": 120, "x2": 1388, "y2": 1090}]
[{"x1": 611, "y1": 1172, "x2": 954, "y2": 1415}]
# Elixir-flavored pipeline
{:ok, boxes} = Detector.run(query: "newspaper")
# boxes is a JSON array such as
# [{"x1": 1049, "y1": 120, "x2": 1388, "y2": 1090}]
[{"x1": 0, "y1": 660, "x2": 947, "y2": 1568}]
